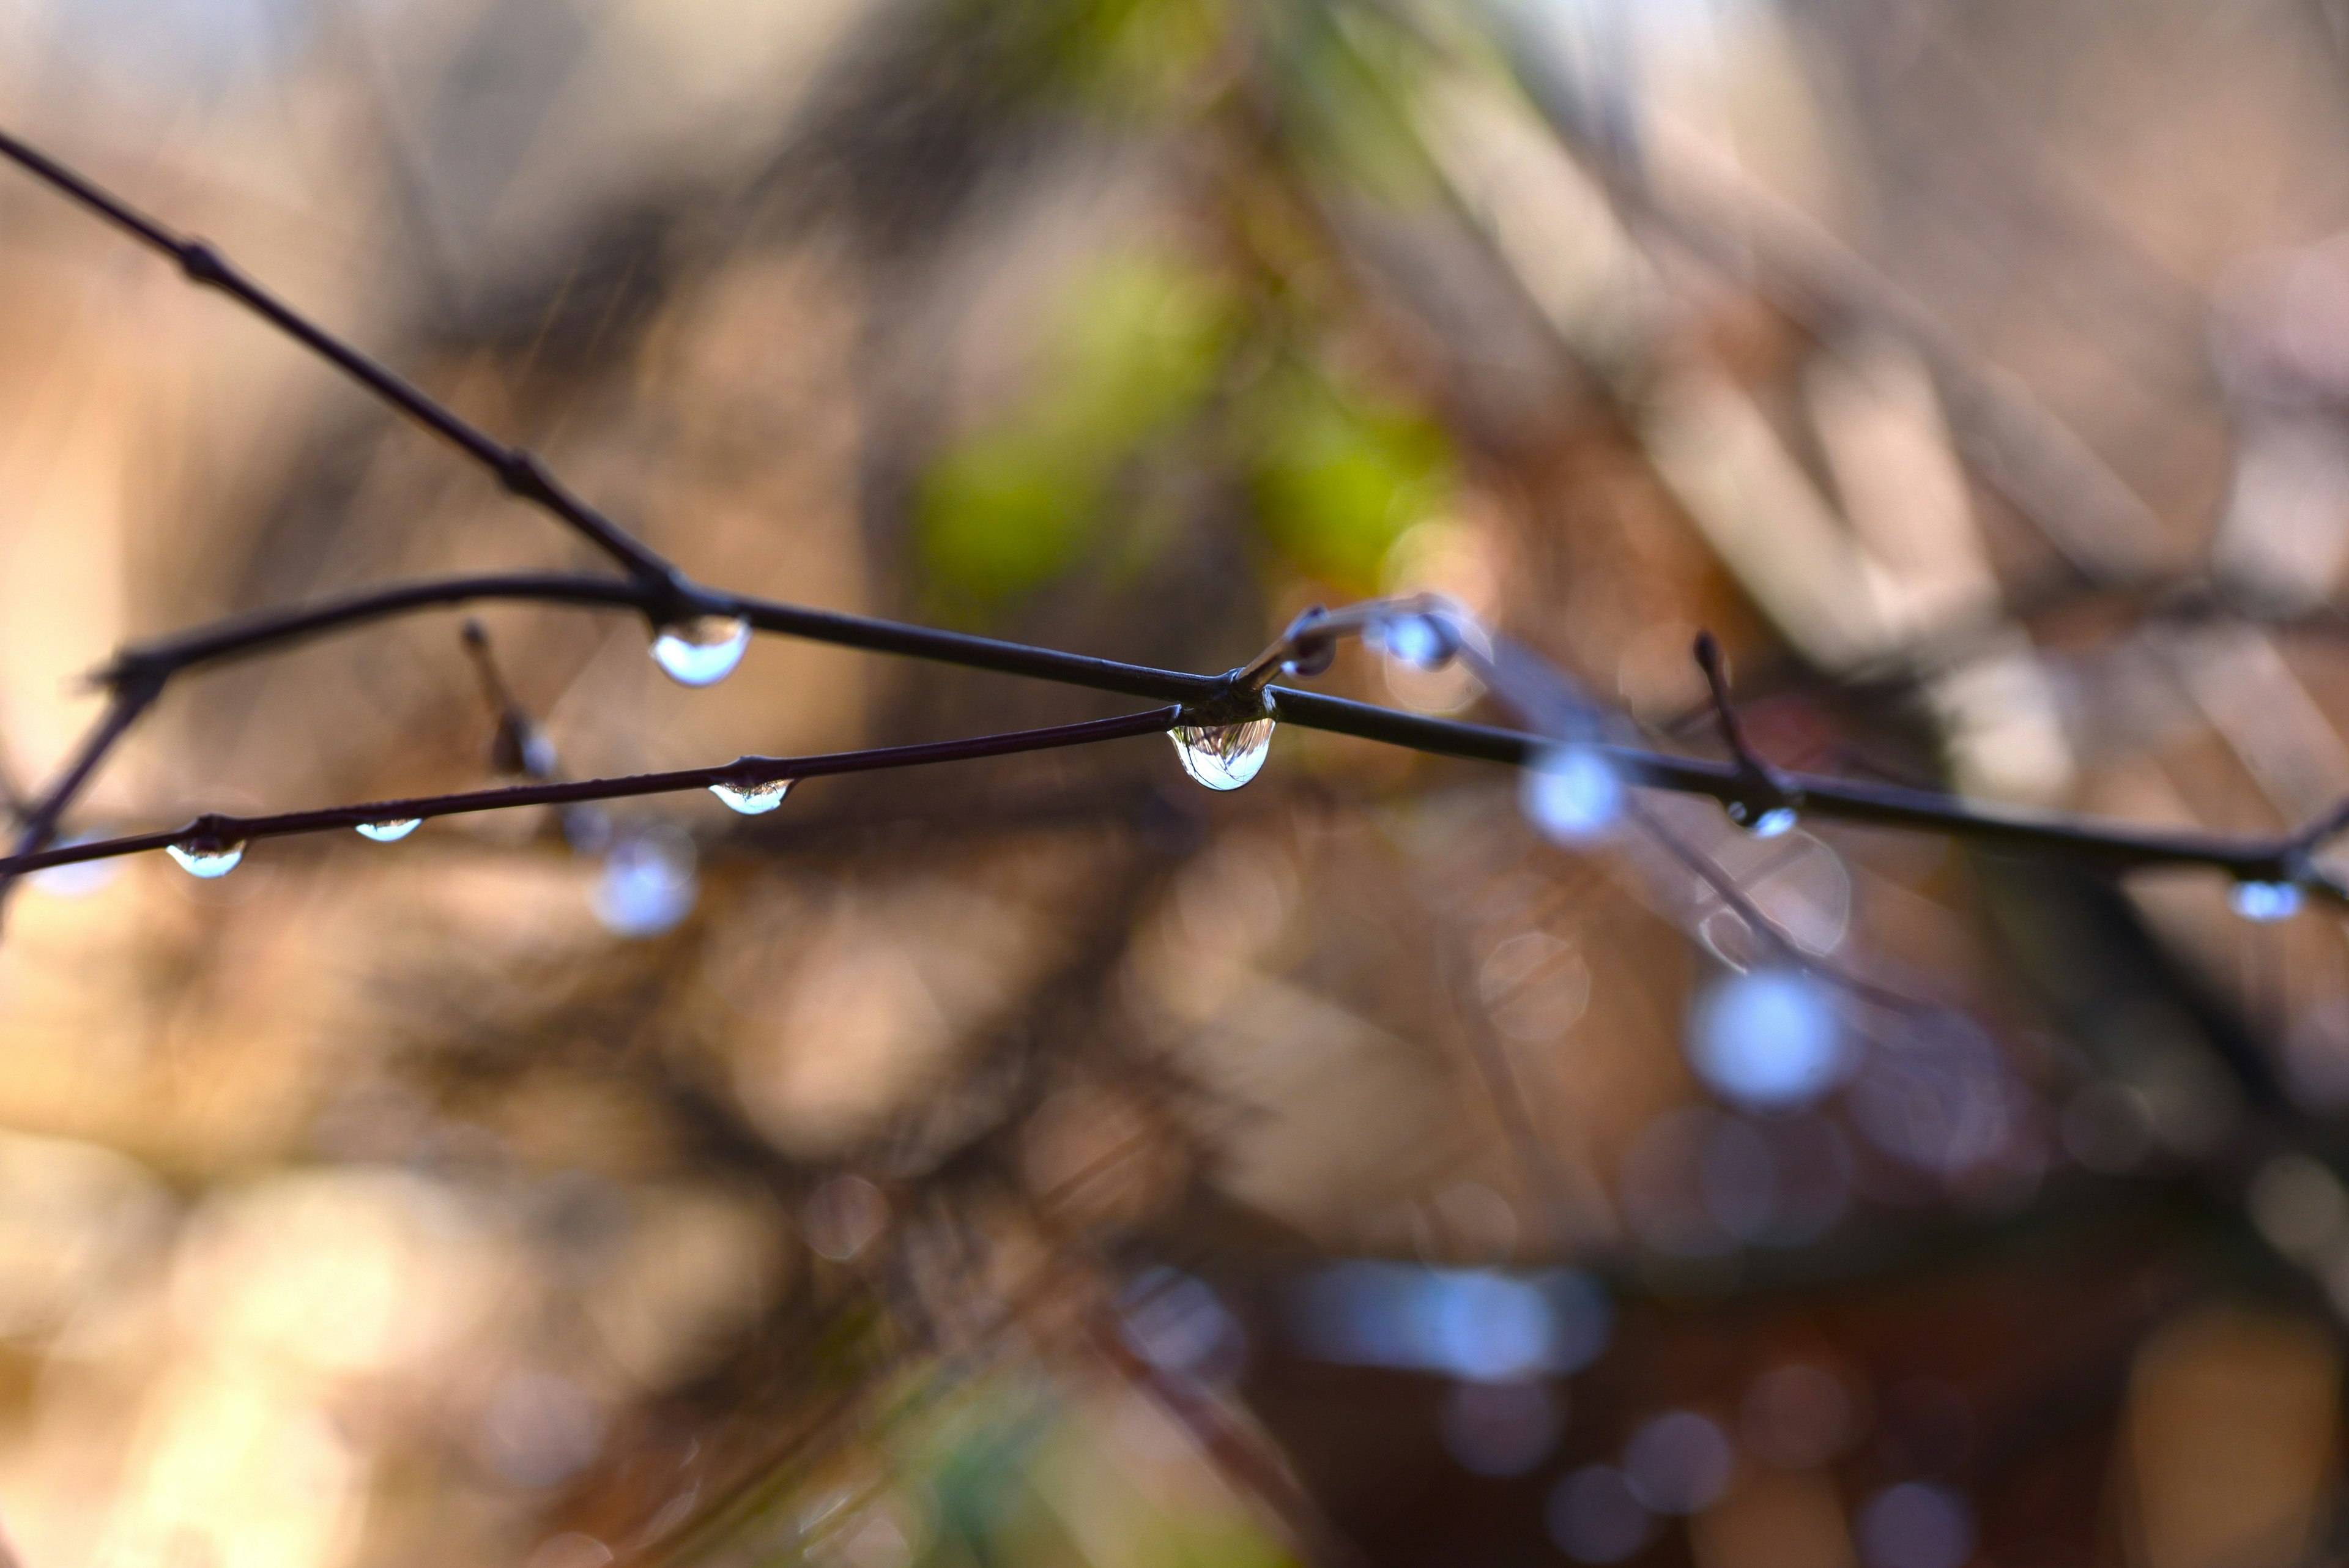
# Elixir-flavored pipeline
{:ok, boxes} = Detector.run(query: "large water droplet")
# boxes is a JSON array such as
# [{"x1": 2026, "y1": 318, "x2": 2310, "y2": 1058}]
[
  {"x1": 356, "y1": 819, "x2": 421, "y2": 842},
  {"x1": 166, "y1": 839, "x2": 245, "y2": 878},
  {"x1": 710, "y1": 778, "x2": 792, "y2": 816},
  {"x1": 650, "y1": 615, "x2": 751, "y2": 688},
  {"x1": 1169, "y1": 718, "x2": 1275, "y2": 791},
  {"x1": 2233, "y1": 880, "x2": 2304, "y2": 921},
  {"x1": 592, "y1": 827, "x2": 697, "y2": 937},
  {"x1": 1521, "y1": 745, "x2": 1624, "y2": 844}
]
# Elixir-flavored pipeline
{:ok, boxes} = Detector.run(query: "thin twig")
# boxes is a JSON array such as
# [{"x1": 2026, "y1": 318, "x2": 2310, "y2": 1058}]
[
  {"x1": 0, "y1": 709, "x2": 1185, "y2": 877},
  {"x1": 1691, "y1": 631, "x2": 1802, "y2": 828}
]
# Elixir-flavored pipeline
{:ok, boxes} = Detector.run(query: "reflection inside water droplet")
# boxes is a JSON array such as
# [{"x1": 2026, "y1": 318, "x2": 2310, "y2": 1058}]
[
  {"x1": 709, "y1": 778, "x2": 792, "y2": 816},
  {"x1": 166, "y1": 839, "x2": 245, "y2": 878},
  {"x1": 1168, "y1": 718, "x2": 1275, "y2": 790},
  {"x1": 2232, "y1": 880, "x2": 2303, "y2": 921},
  {"x1": 650, "y1": 615, "x2": 751, "y2": 687},
  {"x1": 356, "y1": 819, "x2": 420, "y2": 842}
]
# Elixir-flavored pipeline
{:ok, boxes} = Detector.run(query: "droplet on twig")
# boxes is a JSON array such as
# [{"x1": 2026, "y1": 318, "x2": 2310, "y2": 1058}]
[
  {"x1": 356, "y1": 819, "x2": 421, "y2": 842},
  {"x1": 650, "y1": 615, "x2": 750, "y2": 688},
  {"x1": 709, "y1": 779, "x2": 792, "y2": 816},
  {"x1": 1168, "y1": 719, "x2": 1275, "y2": 791},
  {"x1": 1371, "y1": 611, "x2": 1457, "y2": 671},
  {"x1": 2232, "y1": 880, "x2": 2304, "y2": 922},
  {"x1": 166, "y1": 839, "x2": 245, "y2": 878},
  {"x1": 1726, "y1": 802, "x2": 1799, "y2": 839},
  {"x1": 1521, "y1": 745, "x2": 1623, "y2": 844}
]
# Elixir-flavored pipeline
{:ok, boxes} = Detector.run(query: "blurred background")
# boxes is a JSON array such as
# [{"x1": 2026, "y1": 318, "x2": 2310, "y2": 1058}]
[{"x1": 7, "y1": 0, "x2": 2349, "y2": 1564}]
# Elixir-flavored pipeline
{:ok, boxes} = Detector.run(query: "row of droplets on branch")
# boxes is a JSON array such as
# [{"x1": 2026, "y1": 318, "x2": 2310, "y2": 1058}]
[
  {"x1": 4, "y1": 592, "x2": 2329, "y2": 936},
  {"x1": 0, "y1": 128, "x2": 2333, "y2": 929}
]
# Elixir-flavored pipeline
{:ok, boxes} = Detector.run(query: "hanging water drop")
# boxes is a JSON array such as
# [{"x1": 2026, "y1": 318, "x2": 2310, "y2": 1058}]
[
  {"x1": 1726, "y1": 801, "x2": 1798, "y2": 839},
  {"x1": 1371, "y1": 612, "x2": 1456, "y2": 671},
  {"x1": 710, "y1": 778, "x2": 792, "y2": 815},
  {"x1": 355, "y1": 819, "x2": 421, "y2": 842},
  {"x1": 1168, "y1": 718, "x2": 1275, "y2": 791},
  {"x1": 165, "y1": 839, "x2": 245, "y2": 878},
  {"x1": 650, "y1": 615, "x2": 751, "y2": 688},
  {"x1": 1521, "y1": 745, "x2": 1624, "y2": 845},
  {"x1": 2233, "y1": 880, "x2": 2304, "y2": 922}
]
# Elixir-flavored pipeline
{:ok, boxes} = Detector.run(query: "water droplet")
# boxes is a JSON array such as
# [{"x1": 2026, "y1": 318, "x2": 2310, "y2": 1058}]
[
  {"x1": 356, "y1": 819, "x2": 421, "y2": 842},
  {"x1": 1726, "y1": 800, "x2": 1798, "y2": 838},
  {"x1": 709, "y1": 778, "x2": 792, "y2": 816},
  {"x1": 166, "y1": 839, "x2": 245, "y2": 878},
  {"x1": 2233, "y1": 880, "x2": 2304, "y2": 921},
  {"x1": 1169, "y1": 718, "x2": 1275, "y2": 791},
  {"x1": 1371, "y1": 612, "x2": 1455, "y2": 671},
  {"x1": 592, "y1": 828, "x2": 697, "y2": 937},
  {"x1": 650, "y1": 615, "x2": 751, "y2": 688},
  {"x1": 1520, "y1": 745, "x2": 1623, "y2": 844}
]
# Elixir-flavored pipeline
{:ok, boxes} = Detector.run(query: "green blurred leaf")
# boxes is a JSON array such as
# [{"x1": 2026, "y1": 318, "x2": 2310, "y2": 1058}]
[
  {"x1": 919, "y1": 254, "x2": 1232, "y2": 603},
  {"x1": 1249, "y1": 371, "x2": 1452, "y2": 592}
]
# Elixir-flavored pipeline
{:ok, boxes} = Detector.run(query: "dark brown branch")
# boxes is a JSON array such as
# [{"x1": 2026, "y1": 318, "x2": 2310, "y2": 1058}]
[
  {"x1": 0, "y1": 708, "x2": 1184, "y2": 877},
  {"x1": 95, "y1": 570, "x2": 1228, "y2": 707}
]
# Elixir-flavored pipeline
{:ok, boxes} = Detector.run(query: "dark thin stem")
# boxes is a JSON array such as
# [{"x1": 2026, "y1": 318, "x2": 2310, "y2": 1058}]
[
  {"x1": 0, "y1": 128, "x2": 677, "y2": 589},
  {"x1": 1692, "y1": 633, "x2": 1765, "y2": 778},
  {"x1": 1691, "y1": 630, "x2": 1799, "y2": 820},
  {"x1": 0, "y1": 682, "x2": 159, "y2": 918},
  {"x1": 0, "y1": 709, "x2": 1184, "y2": 876},
  {"x1": 98, "y1": 571, "x2": 1228, "y2": 707}
]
